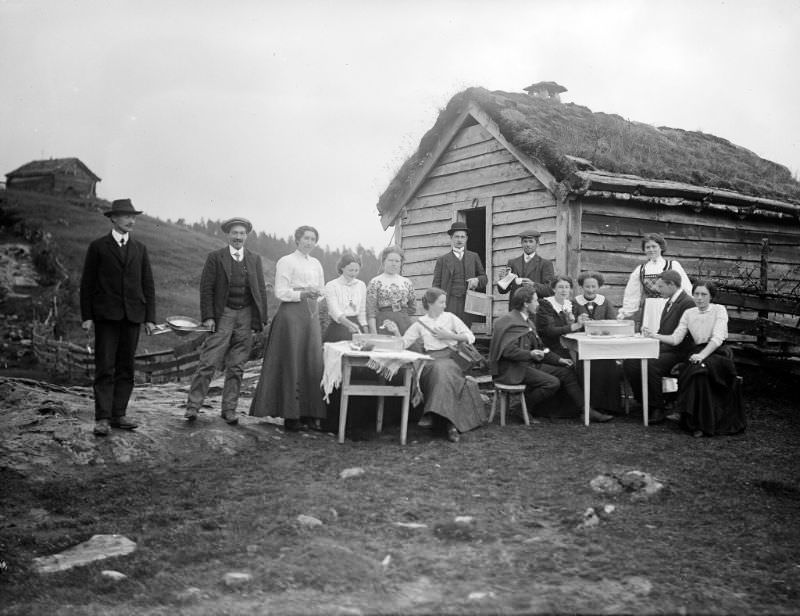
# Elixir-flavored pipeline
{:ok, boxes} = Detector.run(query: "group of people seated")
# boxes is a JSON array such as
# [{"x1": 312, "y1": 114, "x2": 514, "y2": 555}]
[{"x1": 248, "y1": 224, "x2": 745, "y2": 443}]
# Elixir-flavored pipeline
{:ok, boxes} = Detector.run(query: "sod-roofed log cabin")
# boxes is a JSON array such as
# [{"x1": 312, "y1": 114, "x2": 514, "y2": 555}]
[
  {"x1": 376, "y1": 86, "x2": 800, "y2": 336},
  {"x1": 5, "y1": 157, "x2": 100, "y2": 197}
]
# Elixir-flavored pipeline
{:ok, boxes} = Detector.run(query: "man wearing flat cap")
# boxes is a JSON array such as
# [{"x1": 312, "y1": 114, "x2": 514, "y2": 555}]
[
  {"x1": 432, "y1": 221, "x2": 487, "y2": 327},
  {"x1": 497, "y1": 229, "x2": 554, "y2": 307},
  {"x1": 184, "y1": 217, "x2": 268, "y2": 425},
  {"x1": 80, "y1": 198, "x2": 156, "y2": 436}
]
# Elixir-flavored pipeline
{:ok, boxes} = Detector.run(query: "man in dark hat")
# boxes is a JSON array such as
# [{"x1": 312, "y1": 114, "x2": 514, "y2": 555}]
[
  {"x1": 432, "y1": 221, "x2": 487, "y2": 327},
  {"x1": 497, "y1": 229, "x2": 554, "y2": 306},
  {"x1": 184, "y1": 217, "x2": 268, "y2": 425},
  {"x1": 80, "y1": 198, "x2": 156, "y2": 436}
]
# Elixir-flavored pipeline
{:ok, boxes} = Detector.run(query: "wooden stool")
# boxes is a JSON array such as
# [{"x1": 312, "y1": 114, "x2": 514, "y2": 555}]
[{"x1": 489, "y1": 383, "x2": 530, "y2": 426}]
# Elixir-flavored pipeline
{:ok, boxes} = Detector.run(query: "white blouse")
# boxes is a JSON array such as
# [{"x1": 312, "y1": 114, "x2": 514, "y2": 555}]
[
  {"x1": 662, "y1": 304, "x2": 728, "y2": 347},
  {"x1": 274, "y1": 250, "x2": 325, "y2": 303},
  {"x1": 402, "y1": 312, "x2": 475, "y2": 351},
  {"x1": 324, "y1": 276, "x2": 367, "y2": 326},
  {"x1": 620, "y1": 258, "x2": 692, "y2": 317}
]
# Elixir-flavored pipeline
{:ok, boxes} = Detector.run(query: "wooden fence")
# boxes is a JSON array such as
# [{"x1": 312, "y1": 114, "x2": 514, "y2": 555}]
[{"x1": 32, "y1": 326, "x2": 208, "y2": 384}]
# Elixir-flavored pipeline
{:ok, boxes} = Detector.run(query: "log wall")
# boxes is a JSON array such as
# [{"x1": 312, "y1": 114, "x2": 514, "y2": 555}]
[
  {"x1": 399, "y1": 122, "x2": 557, "y2": 329},
  {"x1": 577, "y1": 198, "x2": 800, "y2": 311}
]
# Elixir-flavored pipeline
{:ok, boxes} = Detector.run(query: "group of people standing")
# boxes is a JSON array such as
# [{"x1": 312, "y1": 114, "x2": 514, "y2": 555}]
[{"x1": 80, "y1": 202, "x2": 744, "y2": 442}]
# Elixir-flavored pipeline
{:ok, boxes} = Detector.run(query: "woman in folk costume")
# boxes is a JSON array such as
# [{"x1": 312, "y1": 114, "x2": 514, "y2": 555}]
[
  {"x1": 618, "y1": 233, "x2": 691, "y2": 330},
  {"x1": 384, "y1": 287, "x2": 486, "y2": 443},
  {"x1": 572, "y1": 271, "x2": 622, "y2": 414},
  {"x1": 250, "y1": 225, "x2": 325, "y2": 431},
  {"x1": 644, "y1": 281, "x2": 745, "y2": 438},
  {"x1": 366, "y1": 245, "x2": 417, "y2": 335}
]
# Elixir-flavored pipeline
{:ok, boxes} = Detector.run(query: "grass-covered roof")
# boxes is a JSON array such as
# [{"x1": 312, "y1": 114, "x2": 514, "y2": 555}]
[{"x1": 377, "y1": 87, "x2": 800, "y2": 219}]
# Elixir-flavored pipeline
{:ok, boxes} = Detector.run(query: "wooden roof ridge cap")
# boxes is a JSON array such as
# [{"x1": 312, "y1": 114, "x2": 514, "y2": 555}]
[{"x1": 571, "y1": 170, "x2": 800, "y2": 215}]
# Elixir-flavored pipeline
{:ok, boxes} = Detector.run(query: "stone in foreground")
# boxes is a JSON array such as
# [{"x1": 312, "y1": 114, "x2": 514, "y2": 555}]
[{"x1": 33, "y1": 534, "x2": 137, "y2": 573}]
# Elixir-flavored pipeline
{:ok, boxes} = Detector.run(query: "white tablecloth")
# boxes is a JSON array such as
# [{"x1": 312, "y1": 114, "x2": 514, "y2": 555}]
[
  {"x1": 562, "y1": 333, "x2": 659, "y2": 360},
  {"x1": 321, "y1": 341, "x2": 432, "y2": 402}
]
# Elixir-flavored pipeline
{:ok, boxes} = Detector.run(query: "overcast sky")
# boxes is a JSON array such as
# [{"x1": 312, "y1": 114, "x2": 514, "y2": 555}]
[{"x1": 1, "y1": 0, "x2": 798, "y2": 251}]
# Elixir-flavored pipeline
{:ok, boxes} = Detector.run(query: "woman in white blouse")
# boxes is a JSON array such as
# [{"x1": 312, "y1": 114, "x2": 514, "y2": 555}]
[
  {"x1": 250, "y1": 225, "x2": 326, "y2": 431},
  {"x1": 643, "y1": 281, "x2": 745, "y2": 437},
  {"x1": 618, "y1": 233, "x2": 692, "y2": 329},
  {"x1": 323, "y1": 252, "x2": 367, "y2": 342},
  {"x1": 384, "y1": 287, "x2": 487, "y2": 443}
]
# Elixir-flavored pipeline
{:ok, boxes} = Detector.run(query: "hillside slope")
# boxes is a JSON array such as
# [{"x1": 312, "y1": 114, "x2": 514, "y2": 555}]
[{"x1": 0, "y1": 190, "x2": 274, "y2": 350}]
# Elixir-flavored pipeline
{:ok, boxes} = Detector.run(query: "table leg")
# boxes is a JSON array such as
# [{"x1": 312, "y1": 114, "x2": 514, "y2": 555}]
[
  {"x1": 400, "y1": 366, "x2": 411, "y2": 446},
  {"x1": 376, "y1": 396, "x2": 385, "y2": 433},
  {"x1": 583, "y1": 359, "x2": 591, "y2": 426},
  {"x1": 338, "y1": 361, "x2": 352, "y2": 444},
  {"x1": 641, "y1": 359, "x2": 649, "y2": 427}
]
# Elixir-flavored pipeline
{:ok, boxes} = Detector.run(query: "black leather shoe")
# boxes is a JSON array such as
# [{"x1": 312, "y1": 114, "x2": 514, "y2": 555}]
[
  {"x1": 284, "y1": 418, "x2": 305, "y2": 432},
  {"x1": 110, "y1": 417, "x2": 138, "y2": 430}
]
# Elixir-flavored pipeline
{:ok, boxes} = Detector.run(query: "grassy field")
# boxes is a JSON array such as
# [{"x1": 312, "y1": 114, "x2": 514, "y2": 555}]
[
  {"x1": 1, "y1": 190, "x2": 274, "y2": 351},
  {"x1": 1, "y1": 376, "x2": 798, "y2": 615}
]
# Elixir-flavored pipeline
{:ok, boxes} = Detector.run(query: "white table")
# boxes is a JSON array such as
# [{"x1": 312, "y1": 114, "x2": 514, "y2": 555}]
[{"x1": 562, "y1": 333, "x2": 660, "y2": 426}]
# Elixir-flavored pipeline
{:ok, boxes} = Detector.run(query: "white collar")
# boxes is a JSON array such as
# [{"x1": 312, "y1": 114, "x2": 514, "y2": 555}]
[
  {"x1": 523, "y1": 252, "x2": 536, "y2": 262},
  {"x1": 452, "y1": 247, "x2": 465, "y2": 255},
  {"x1": 545, "y1": 296, "x2": 572, "y2": 312},
  {"x1": 229, "y1": 246, "x2": 244, "y2": 259},
  {"x1": 668, "y1": 289, "x2": 683, "y2": 303},
  {"x1": 111, "y1": 229, "x2": 129, "y2": 244},
  {"x1": 575, "y1": 294, "x2": 605, "y2": 306}
]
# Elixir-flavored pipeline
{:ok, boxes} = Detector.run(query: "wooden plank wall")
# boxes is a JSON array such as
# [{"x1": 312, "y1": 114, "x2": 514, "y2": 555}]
[
  {"x1": 399, "y1": 121, "x2": 557, "y2": 321},
  {"x1": 578, "y1": 198, "x2": 800, "y2": 311}
]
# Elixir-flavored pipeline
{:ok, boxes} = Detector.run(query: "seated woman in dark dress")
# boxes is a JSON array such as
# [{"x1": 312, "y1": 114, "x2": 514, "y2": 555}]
[
  {"x1": 643, "y1": 281, "x2": 745, "y2": 437},
  {"x1": 573, "y1": 271, "x2": 622, "y2": 414},
  {"x1": 535, "y1": 274, "x2": 587, "y2": 359},
  {"x1": 384, "y1": 288, "x2": 487, "y2": 442}
]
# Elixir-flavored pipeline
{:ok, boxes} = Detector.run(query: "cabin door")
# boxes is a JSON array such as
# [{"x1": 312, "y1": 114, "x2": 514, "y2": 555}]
[{"x1": 456, "y1": 206, "x2": 489, "y2": 333}]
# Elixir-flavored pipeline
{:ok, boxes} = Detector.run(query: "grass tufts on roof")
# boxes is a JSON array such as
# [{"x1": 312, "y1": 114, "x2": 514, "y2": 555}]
[{"x1": 377, "y1": 87, "x2": 800, "y2": 218}]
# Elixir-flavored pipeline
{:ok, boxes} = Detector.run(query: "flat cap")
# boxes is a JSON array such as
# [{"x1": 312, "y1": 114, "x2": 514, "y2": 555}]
[
  {"x1": 220, "y1": 217, "x2": 253, "y2": 233},
  {"x1": 519, "y1": 229, "x2": 541, "y2": 239}
]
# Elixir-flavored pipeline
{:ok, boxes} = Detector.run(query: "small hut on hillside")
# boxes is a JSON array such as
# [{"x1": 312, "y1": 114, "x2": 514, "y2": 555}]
[
  {"x1": 5, "y1": 157, "x2": 100, "y2": 197},
  {"x1": 376, "y1": 86, "x2": 800, "y2": 339}
]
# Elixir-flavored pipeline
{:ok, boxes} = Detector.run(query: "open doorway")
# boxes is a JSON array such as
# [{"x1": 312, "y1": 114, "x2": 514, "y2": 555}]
[{"x1": 459, "y1": 206, "x2": 487, "y2": 324}]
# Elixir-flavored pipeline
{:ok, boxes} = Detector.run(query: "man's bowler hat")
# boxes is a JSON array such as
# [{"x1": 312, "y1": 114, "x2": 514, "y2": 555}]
[
  {"x1": 104, "y1": 198, "x2": 142, "y2": 217},
  {"x1": 447, "y1": 221, "x2": 469, "y2": 236},
  {"x1": 221, "y1": 217, "x2": 253, "y2": 234}
]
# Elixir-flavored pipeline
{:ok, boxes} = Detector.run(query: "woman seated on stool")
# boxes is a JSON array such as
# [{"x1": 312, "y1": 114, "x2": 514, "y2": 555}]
[
  {"x1": 384, "y1": 287, "x2": 487, "y2": 442},
  {"x1": 573, "y1": 271, "x2": 623, "y2": 414},
  {"x1": 642, "y1": 280, "x2": 745, "y2": 437}
]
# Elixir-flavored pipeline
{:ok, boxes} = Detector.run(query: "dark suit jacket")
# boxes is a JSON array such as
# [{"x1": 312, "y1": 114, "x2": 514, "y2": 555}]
[
  {"x1": 432, "y1": 250, "x2": 487, "y2": 296},
  {"x1": 199, "y1": 247, "x2": 269, "y2": 331},
  {"x1": 498, "y1": 253, "x2": 554, "y2": 303},
  {"x1": 657, "y1": 291, "x2": 695, "y2": 354},
  {"x1": 80, "y1": 233, "x2": 156, "y2": 324},
  {"x1": 489, "y1": 310, "x2": 562, "y2": 384}
]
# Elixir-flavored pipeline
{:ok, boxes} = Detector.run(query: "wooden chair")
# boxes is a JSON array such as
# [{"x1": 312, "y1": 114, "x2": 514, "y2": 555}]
[{"x1": 489, "y1": 383, "x2": 530, "y2": 426}]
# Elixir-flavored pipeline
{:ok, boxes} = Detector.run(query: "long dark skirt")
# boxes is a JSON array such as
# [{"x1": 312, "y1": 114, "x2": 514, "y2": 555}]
[
  {"x1": 678, "y1": 344, "x2": 745, "y2": 436},
  {"x1": 375, "y1": 308, "x2": 413, "y2": 335},
  {"x1": 577, "y1": 359, "x2": 622, "y2": 413},
  {"x1": 419, "y1": 349, "x2": 487, "y2": 433},
  {"x1": 250, "y1": 301, "x2": 325, "y2": 420}
]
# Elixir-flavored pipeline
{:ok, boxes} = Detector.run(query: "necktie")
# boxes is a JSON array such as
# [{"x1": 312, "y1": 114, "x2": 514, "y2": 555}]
[
  {"x1": 664, "y1": 299, "x2": 673, "y2": 313},
  {"x1": 453, "y1": 249, "x2": 464, "y2": 260},
  {"x1": 234, "y1": 252, "x2": 241, "y2": 262},
  {"x1": 119, "y1": 237, "x2": 125, "y2": 248}
]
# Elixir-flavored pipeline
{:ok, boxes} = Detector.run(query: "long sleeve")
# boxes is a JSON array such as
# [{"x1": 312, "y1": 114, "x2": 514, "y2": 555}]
[
  {"x1": 661, "y1": 311, "x2": 690, "y2": 346},
  {"x1": 501, "y1": 336, "x2": 531, "y2": 362},
  {"x1": 448, "y1": 312, "x2": 475, "y2": 343},
  {"x1": 140, "y1": 245, "x2": 156, "y2": 323},
  {"x1": 432, "y1": 256, "x2": 443, "y2": 290},
  {"x1": 708, "y1": 305, "x2": 728, "y2": 346},
  {"x1": 324, "y1": 280, "x2": 345, "y2": 324},
  {"x1": 536, "y1": 301, "x2": 572, "y2": 339},
  {"x1": 405, "y1": 279, "x2": 417, "y2": 316},
  {"x1": 365, "y1": 280, "x2": 379, "y2": 319},
  {"x1": 357, "y1": 281, "x2": 367, "y2": 326},
  {"x1": 79, "y1": 242, "x2": 99, "y2": 321},
  {"x1": 471, "y1": 254, "x2": 488, "y2": 290},
  {"x1": 275, "y1": 256, "x2": 300, "y2": 302},
  {"x1": 620, "y1": 265, "x2": 642, "y2": 317},
  {"x1": 401, "y1": 321, "x2": 424, "y2": 349},
  {"x1": 255, "y1": 257, "x2": 269, "y2": 325},
  {"x1": 199, "y1": 254, "x2": 217, "y2": 322}
]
